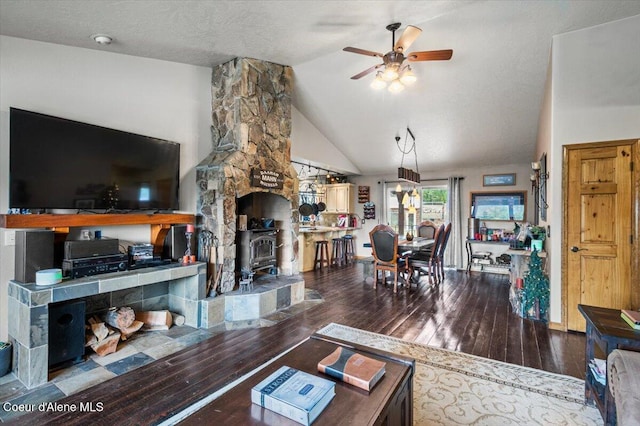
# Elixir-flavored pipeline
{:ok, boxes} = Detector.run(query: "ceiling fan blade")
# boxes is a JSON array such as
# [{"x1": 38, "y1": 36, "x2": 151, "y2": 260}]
[
  {"x1": 350, "y1": 64, "x2": 383, "y2": 80},
  {"x1": 343, "y1": 47, "x2": 384, "y2": 58},
  {"x1": 407, "y1": 49, "x2": 453, "y2": 61},
  {"x1": 394, "y1": 25, "x2": 422, "y2": 52}
]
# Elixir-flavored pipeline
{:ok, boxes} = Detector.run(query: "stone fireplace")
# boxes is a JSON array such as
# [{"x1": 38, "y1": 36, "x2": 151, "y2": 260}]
[{"x1": 196, "y1": 58, "x2": 299, "y2": 293}]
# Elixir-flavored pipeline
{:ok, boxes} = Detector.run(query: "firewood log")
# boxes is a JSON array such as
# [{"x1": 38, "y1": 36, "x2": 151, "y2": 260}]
[
  {"x1": 119, "y1": 320, "x2": 144, "y2": 340},
  {"x1": 85, "y1": 334, "x2": 97, "y2": 347},
  {"x1": 90, "y1": 332, "x2": 120, "y2": 356},
  {"x1": 103, "y1": 306, "x2": 135, "y2": 330},
  {"x1": 91, "y1": 322, "x2": 109, "y2": 341},
  {"x1": 171, "y1": 312, "x2": 185, "y2": 326}
]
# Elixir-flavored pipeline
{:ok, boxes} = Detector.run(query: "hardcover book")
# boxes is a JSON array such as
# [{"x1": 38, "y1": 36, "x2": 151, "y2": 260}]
[
  {"x1": 621, "y1": 312, "x2": 640, "y2": 330},
  {"x1": 317, "y1": 346, "x2": 386, "y2": 391},
  {"x1": 621, "y1": 309, "x2": 640, "y2": 324},
  {"x1": 251, "y1": 366, "x2": 335, "y2": 426}
]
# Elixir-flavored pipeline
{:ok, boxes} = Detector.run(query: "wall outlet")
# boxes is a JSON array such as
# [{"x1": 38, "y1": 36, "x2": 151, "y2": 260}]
[{"x1": 4, "y1": 230, "x2": 16, "y2": 246}]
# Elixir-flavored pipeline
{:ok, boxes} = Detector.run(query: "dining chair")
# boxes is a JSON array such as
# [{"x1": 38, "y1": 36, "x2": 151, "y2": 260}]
[
  {"x1": 435, "y1": 222, "x2": 452, "y2": 281},
  {"x1": 416, "y1": 220, "x2": 437, "y2": 239},
  {"x1": 408, "y1": 223, "x2": 445, "y2": 284},
  {"x1": 368, "y1": 224, "x2": 412, "y2": 293}
]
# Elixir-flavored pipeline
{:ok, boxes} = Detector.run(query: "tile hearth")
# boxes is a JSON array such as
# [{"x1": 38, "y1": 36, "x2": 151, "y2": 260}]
[{"x1": 0, "y1": 288, "x2": 323, "y2": 423}]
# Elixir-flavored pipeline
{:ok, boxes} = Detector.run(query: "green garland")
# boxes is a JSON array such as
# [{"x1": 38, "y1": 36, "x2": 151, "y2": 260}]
[{"x1": 522, "y1": 249, "x2": 549, "y2": 322}]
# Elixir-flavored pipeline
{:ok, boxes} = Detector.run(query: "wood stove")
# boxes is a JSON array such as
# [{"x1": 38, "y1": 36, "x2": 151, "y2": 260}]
[{"x1": 237, "y1": 229, "x2": 279, "y2": 275}]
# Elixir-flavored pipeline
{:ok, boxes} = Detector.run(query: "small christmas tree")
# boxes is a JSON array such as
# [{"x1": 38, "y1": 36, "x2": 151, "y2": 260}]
[{"x1": 522, "y1": 249, "x2": 549, "y2": 322}]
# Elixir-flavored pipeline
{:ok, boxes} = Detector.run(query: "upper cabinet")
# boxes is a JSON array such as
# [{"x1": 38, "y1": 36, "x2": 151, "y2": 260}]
[{"x1": 324, "y1": 184, "x2": 355, "y2": 213}]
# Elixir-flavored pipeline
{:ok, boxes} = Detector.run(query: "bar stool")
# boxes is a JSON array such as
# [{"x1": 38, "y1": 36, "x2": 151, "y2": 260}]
[
  {"x1": 342, "y1": 235, "x2": 355, "y2": 265},
  {"x1": 314, "y1": 240, "x2": 330, "y2": 270},
  {"x1": 331, "y1": 238, "x2": 345, "y2": 267}
]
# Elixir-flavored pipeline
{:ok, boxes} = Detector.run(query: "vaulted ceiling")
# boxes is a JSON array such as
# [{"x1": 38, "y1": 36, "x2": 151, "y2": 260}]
[{"x1": 1, "y1": 0, "x2": 639, "y2": 176}]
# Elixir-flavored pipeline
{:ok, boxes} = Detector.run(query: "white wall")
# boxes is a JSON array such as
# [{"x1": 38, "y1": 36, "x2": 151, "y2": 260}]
[
  {"x1": 544, "y1": 14, "x2": 640, "y2": 324},
  {"x1": 291, "y1": 106, "x2": 360, "y2": 175},
  {"x1": 0, "y1": 36, "x2": 212, "y2": 341}
]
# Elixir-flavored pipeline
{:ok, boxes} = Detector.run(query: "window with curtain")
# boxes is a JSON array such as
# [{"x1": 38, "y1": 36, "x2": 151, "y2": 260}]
[{"x1": 386, "y1": 182, "x2": 449, "y2": 234}]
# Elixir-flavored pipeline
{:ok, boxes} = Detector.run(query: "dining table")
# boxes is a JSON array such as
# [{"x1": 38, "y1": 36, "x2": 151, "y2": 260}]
[{"x1": 398, "y1": 237, "x2": 435, "y2": 253}]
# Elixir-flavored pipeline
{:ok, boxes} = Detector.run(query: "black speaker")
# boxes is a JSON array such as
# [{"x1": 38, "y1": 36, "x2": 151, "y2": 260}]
[
  {"x1": 48, "y1": 300, "x2": 85, "y2": 367},
  {"x1": 64, "y1": 238, "x2": 120, "y2": 259},
  {"x1": 163, "y1": 225, "x2": 198, "y2": 261},
  {"x1": 15, "y1": 229, "x2": 54, "y2": 283}
]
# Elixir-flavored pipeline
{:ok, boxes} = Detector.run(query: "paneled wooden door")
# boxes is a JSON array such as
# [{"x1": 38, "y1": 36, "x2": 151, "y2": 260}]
[{"x1": 565, "y1": 141, "x2": 636, "y2": 332}]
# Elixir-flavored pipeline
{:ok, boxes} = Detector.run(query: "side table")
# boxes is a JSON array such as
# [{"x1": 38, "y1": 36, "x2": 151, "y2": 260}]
[{"x1": 578, "y1": 304, "x2": 640, "y2": 424}]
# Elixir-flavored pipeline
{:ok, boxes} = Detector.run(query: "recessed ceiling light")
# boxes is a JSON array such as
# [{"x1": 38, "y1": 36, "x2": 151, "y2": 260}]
[{"x1": 92, "y1": 34, "x2": 113, "y2": 45}]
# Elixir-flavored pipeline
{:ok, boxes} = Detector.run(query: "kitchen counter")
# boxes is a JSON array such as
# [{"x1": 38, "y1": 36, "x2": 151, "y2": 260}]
[
  {"x1": 297, "y1": 227, "x2": 357, "y2": 271},
  {"x1": 299, "y1": 226, "x2": 358, "y2": 233}
]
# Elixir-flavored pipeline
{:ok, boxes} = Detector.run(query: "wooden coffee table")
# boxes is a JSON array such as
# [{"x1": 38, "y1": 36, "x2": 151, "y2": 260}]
[{"x1": 178, "y1": 334, "x2": 415, "y2": 425}]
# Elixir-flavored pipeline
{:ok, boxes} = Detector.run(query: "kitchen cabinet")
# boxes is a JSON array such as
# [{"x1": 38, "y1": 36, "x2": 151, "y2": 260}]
[{"x1": 324, "y1": 183, "x2": 355, "y2": 213}]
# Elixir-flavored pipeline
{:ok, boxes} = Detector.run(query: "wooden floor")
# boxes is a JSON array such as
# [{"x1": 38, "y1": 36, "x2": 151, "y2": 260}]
[{"x1": 20, "y1": 265, "x2": 586, "y2": 425}]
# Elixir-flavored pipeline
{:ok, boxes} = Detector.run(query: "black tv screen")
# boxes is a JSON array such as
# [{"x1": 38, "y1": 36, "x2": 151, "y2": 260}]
[{"x1": 10, "y1": 108, "x2": 180, "y2": 211}]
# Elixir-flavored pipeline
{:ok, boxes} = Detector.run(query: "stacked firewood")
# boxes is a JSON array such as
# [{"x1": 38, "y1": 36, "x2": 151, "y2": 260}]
[{"x1": 85, "y1": 306, "x2": 144, "y2": 356}]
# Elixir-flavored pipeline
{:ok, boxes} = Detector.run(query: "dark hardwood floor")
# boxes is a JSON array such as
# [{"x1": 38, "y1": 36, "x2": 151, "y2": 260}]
[{"x1": 16, "y1": 265, "x2": 586, "y2": 425}]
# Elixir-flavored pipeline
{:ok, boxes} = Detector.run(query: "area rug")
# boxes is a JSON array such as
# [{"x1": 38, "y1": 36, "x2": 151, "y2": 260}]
[{"x1": 316, "y1": 323, "x2": 602, "y2": 426}]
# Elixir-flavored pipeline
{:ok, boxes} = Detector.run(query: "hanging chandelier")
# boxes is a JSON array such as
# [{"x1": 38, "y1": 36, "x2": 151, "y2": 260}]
[{"x1": 396, "y1": 127, "x2": 420, "y2": 184}]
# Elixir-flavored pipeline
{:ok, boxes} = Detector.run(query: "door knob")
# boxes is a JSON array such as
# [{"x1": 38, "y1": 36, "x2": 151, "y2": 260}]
[{"x1": 571, "y1": 246, "x2": 588, "y2": 252}]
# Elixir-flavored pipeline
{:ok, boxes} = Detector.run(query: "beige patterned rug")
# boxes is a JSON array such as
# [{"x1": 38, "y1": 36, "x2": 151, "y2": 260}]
[{"x1": 316, "y1": 323, "x2": 602, "y2": 426}]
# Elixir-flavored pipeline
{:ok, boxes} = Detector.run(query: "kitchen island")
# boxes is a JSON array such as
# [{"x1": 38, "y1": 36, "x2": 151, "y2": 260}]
[{"x1": 298, "y1": 226, "x2": 357, "y2": 272}]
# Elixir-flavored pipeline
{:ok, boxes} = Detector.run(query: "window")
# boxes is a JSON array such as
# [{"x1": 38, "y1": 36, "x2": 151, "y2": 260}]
[
  {"x1": 386, "y1": 183, "x2": 449, "y2": 234},
  {"x1": 470, "y1": 191, "x2": 526, "y2": 221}
]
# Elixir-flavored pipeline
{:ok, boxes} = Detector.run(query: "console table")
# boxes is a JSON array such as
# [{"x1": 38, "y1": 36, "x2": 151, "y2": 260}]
[
  {"x1": 578, "y1": 304, "x2": 640, "y2": 423},
  {"x1": 179, "y1": 334, "x2": 415, "y2": 425},
  {"x1": 465, "y1": 239, "x2": 511, "y2": 274}
]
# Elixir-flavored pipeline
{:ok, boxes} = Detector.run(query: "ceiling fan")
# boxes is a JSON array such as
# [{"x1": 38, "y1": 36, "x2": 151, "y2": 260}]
[{"x1": 343, "y1": 23, "x2": 453, "y2": 92}]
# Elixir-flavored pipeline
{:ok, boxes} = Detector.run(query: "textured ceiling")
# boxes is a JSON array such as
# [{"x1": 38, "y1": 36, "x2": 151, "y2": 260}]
[{"x1": 1, "y1": 0, "x2": 639, "y2": 176}]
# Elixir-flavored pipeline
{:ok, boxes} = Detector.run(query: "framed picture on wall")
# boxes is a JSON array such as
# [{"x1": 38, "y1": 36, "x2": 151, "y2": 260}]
[
  {"x1": 483, "y1": 173, "x2": 516, "y2": 187},
  {"x1": 539, "y1": 153, "x2": 548, "y2": 221}
]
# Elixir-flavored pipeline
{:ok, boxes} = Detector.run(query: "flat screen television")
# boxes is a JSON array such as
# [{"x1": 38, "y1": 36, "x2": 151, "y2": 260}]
[{"x1": 10, "y1": 108, "x2": 180, "y2": 211}]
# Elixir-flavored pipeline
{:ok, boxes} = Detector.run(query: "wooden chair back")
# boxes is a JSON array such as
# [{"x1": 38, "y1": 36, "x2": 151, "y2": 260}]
[
  {"x1": 437, "y1": 222, "x2": 453, "y2": 259},
  {"x1": 429, "y1": 224, "x2": 446, "y2": 256},
  {"x1": 416, "y1": 221, "x2": 437, "y2": 239},
  {"x1": 369, "y1": 224, "x2": 399, "y2": 264}
]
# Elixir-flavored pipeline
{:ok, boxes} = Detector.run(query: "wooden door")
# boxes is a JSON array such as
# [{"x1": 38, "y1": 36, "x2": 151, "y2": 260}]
[{"x1": 565, "y1": 142, "x2": 634, "y2": 331}]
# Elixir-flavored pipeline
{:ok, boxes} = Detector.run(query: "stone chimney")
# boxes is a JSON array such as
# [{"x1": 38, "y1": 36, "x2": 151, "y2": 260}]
[{"x1": 196, "y1": 58, "x2": 299, "y2": 293}]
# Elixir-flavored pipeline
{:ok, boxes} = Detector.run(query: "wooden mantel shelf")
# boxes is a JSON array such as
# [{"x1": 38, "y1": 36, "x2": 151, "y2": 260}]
[
  {"x1": 0, "y1": 213, "x2": 195, "y2": 255},
  {"x1": 0, "y1": 213, "x2": 194, "y2": 229}
]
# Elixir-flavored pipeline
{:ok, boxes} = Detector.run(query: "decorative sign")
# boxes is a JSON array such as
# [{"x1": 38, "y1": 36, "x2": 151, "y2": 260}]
[
  {"x1": 358, "y1": 186, "x2": 370, "y2": 203},
  {"x1": 251, "y1": 169, "x2": 284, "y2": 189},
  {"x1": 363, "y1": 202, "x2": 376, "y2": 219},
  {"x1": 483, "y1": 173, "x2": 516, "y2": 187}
]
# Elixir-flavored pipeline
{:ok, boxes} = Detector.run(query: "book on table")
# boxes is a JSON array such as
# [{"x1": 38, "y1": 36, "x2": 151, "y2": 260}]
[
  {"x1": 621, "y1": 309, "x2": 640, "y2": 324},
  {"x1": 621, "y1": 312, "x2": 640, "y2": 330},
  {"x1": 251, "y1": 365, "x2": 335, "y2": 426},
  {"x1": 317, "y1": 346, "x2": 386, "y2": 391}
]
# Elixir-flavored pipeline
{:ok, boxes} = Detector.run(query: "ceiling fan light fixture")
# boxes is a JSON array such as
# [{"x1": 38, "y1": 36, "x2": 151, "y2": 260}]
[
  {"x1": 370, "y1": 72, "x2": 387, "y2": 90},
  {"x1": 388, "y1": 79, "x2": 405, "y2": 93},
  {"x1": 400, "y1": 67, "x2": 416, "y2": 85},
  {"x1": 382, "y1": 65, "x2": 399, "y2": 82}
]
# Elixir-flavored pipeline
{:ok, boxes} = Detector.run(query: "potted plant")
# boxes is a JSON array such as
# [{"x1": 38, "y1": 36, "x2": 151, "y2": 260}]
[{"x1": 529, "y1": 225, "x2": 546, "y2": 240}]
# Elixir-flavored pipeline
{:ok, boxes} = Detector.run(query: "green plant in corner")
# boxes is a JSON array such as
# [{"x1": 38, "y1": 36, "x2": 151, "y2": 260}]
[
  {"x1": 529, "y1": 225, "x2": 546, "y2": 240},
  {"x1": 522, "y1": 249, "x2": 549, "y2": 322}
]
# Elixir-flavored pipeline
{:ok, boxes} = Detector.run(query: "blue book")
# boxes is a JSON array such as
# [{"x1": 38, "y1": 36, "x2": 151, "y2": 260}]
[{"x1": 251, "y1": 366, "x2": 335, "y2": 425}]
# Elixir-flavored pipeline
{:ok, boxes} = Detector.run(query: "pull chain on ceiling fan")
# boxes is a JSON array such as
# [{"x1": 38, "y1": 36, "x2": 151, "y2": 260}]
[{"x1": 343, "y1": 23, "x2": 453, "y2": 93}]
